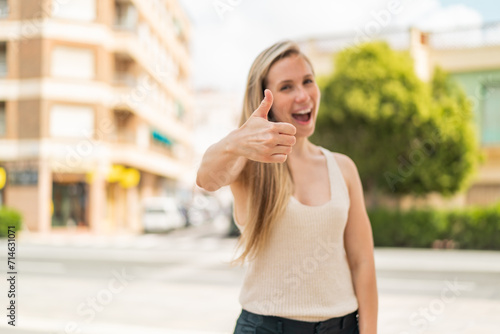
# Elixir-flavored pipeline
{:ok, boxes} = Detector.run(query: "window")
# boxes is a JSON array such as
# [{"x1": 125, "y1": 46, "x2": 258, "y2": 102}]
[
  {"x1": 482, "y1": 85, "x2": 500, "y2": 145},
  {"x1": 50, "y1": 104, "x2": 94, "y2": 138},
  {"x1": 0, "y1": 102, "x2": 5, "y2": 136},
  {"x1": 52, "y1": 182, "x2": 88, "y2": 227},
  {"x1": 0, "y1": 0, "x2": 8, "y2": 18},
  {"x1": 115, "y1": 1, "x2": 137, "y2": 30},
  {"x1": 174, "y1": 101, "x2": 184, "y2": 120},
  {"x1": 51, "y1": 46, "x2": 94, "y2": 79},
  {"x1": 112, "y1": 109, "x2": 135, "y2": 143},
  {"x1": 114, "y1": 55, "x2": 136, "y2": 86},
  {"x1": 52, "y1": 0, "x2": 95, "y2": 21},
  {"x1": 0, "y1": 42, "x2": 6, "y2": 76},
  {"x1": 173, "y1": 18, "x2": 182, "y2": 37}
]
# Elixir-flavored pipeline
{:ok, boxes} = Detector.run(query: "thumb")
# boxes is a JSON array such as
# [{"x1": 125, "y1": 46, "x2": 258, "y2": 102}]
[{"x1": 251, "y1": 89, "x2": 273, "y2": 119}]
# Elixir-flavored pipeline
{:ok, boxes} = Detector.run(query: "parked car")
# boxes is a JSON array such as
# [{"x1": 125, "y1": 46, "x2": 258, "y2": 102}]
[
  {"x1": 142, "y1": 197, "x2": 186, "y2": 233},
  {"x1": 186, "y1": 194, "x2": 221, "y2": 226}
]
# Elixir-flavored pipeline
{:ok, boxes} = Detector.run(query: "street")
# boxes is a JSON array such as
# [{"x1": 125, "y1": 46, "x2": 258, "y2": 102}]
[{"x1": 0, "y1": 224, "x2": 499, "y2": 334}]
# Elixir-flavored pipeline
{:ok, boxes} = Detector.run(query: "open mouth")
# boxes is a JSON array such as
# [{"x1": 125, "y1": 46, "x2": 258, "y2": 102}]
[{"x1": 292, "y1": 111, "x2": 312, "y2": 123}]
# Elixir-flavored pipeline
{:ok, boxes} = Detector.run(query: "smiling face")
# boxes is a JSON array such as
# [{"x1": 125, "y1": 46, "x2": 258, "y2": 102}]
[{"x1": 265, "y1": 53, "x2": 320, "y2": 138}]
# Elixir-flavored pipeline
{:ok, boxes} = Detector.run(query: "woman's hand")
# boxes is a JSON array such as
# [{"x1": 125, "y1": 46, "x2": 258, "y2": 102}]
[{"x1": 230, "y1": 89, "x2": 297, "y2": 163}]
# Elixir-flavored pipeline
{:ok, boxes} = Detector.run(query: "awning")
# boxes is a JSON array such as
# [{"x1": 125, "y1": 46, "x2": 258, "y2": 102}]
[{"x1": 152, "y1": 130, "x2": 173, "y2": 146}]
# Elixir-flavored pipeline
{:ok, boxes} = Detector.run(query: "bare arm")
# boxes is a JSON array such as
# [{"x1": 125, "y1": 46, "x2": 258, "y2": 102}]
[
  {"x1": 195, "y1": 131, "x2": 248, "y2": 192},
  {"x1": 196, "y1": 90, "x2": 296, "y2": 192},
  {"x1": 341, "y1": 155, "x2": 378, "y2": 334}
]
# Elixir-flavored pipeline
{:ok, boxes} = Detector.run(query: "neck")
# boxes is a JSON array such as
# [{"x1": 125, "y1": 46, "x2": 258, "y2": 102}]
[{"x1": 289, "y1": 136, "x2": 316, "y2": 159}]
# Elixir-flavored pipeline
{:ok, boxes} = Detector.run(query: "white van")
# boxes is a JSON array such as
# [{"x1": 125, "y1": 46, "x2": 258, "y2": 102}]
[{"x1": 142, "y1": 197, "x2": 186, "y2": 233}]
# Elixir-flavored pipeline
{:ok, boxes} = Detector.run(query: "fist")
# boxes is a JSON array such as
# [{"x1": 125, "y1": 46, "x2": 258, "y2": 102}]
[{"x1": 238, "y1": 89, "x2": 297, "y2": 163}]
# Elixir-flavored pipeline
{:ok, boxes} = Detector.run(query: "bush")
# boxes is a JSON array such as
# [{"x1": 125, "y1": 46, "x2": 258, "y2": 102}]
[
  {"x1": 0, "y1": 207, "x2": 22, "y2": 238},
  {"x1": 313, "y1": 42, "x2": 480, "y2": 197},
  {"x1": 444, "y1": 204, "x2": 500, "y2": 250},
  {"x1": 368, "y1": 203, "x2": 500, "y2": 250},
  {"x1": 369, "y1": 207, "x2": 446, "y2": 248}
]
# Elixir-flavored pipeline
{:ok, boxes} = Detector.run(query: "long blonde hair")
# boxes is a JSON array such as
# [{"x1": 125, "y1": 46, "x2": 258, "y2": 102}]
[{"x1": 231, "y1": 40, "x2": 315, "y2": 265}]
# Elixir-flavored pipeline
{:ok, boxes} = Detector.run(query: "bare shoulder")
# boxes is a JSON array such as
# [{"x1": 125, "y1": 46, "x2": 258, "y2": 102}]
[
  {"x1": 333, "y1": 152, "x2": 357, "y2": 171},
  {"x1": 323, "y1": 149, "x2": 359, "y2": 189}
]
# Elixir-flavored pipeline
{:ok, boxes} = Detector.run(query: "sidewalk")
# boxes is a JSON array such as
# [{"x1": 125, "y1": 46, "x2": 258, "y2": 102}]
[
  {"x1": 1, "y1": 227, "x2": 499, "y2": 334},
  {"x1": 374, "y1": 247, "x2": 500, "y2": 273},
  {"x1": 4, "y1": 227, "x2": 500, "y2": 274}
]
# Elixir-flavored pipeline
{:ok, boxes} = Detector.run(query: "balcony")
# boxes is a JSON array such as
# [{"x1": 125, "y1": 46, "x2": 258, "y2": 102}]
[
  {"x1": 0, "y1": 42, "x2": 6, "y2": 77},
  {"x1": 113, "y1": 53, "x2": 137, "y2": 87},
  {"x1": 114, "y1": 0, "x2": 137, "y2": 32},
  {"x1": 109, "y1": 109, "x2": 136, "y2": 145},
  {"x1": 0, "y1": 101, "x2": 5, "y2": 136},
  {"x1": 109, "y1": 69, "x2": 191, "y2": 147},
  {"x1": 109, "y1": 141, "x2": 185, "y2": 179},
  {"x1": 0, "y1": 0, "x2": 8, "y2": 19},
  {"x1": 114, "y1": 72, "x2": 137, "y2": 88}
]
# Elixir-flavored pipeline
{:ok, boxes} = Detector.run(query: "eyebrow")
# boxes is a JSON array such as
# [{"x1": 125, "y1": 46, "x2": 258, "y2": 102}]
[{"x1": 277, "y1": 74, "x2": 314, "y2": 85}]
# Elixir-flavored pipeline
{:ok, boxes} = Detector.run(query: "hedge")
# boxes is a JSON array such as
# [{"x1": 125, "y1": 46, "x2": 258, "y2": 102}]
[
  {"x1": 0, "y1": 207, "x2": 22, "y2": 238},
  {"x1": 369, "y1": 202, "x2": 500, "y2": 250}
]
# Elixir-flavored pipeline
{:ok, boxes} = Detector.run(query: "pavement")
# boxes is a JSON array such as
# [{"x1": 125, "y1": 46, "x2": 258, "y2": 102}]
[
  {"x1": 0, "y1": 224, "x2": 499, "y2": 334},
  {"x1": 10, "y1": 225, "x2": 500, "y2": 273}
]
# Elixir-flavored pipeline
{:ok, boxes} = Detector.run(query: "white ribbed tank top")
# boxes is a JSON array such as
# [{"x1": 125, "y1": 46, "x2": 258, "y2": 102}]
[{"x1": 234, "y1": 147, "x2": 358, "y2": 322}]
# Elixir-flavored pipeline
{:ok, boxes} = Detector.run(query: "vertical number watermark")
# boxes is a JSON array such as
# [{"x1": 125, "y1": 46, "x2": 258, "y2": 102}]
[{"x1": 6, "y1": 226, "x2": 17, "y2": 326}]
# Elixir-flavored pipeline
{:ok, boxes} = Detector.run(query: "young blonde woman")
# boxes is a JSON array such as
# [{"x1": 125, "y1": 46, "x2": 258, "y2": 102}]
[{"x1": 196, "y1": 41, "x2": 378, "y2": 334}]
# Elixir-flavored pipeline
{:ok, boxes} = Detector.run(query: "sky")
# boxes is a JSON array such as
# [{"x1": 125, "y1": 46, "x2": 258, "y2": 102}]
[{"x1": 178, "y1": 0, "x2": 500, "y2": 93}]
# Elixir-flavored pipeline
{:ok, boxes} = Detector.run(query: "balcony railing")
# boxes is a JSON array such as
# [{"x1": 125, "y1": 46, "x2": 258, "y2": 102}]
[
  {"x1": 113, "y1": 72, "x2": 137, "y2": 87},
  {"x1": 429, "y1": 22, "x2": 500, "y2": 49},
  {"x1": 300, "y1": 21, "x2": 500, "y2": 53},
  {"x1": 114, "y1": 20, "x2": 137, "y2": 32},
  {"x1": 109, "y1": 131, "x2": 136, "y2": 145}
]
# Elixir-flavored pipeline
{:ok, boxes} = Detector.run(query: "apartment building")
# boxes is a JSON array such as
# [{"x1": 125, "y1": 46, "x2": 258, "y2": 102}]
[
  {"x1": 0, "y1": 0, "x2": 193, "y2": 234},
  {"x1": 299, "y1": 22, "x2": 500, "y2": 207}
]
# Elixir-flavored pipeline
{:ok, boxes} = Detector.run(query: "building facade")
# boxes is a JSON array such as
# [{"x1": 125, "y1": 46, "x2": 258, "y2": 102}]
[
  {"x1": 299, "y1": 22, "x2": 500, "y2": 207},
  {"x1": 0, "y1": 0, "x2": 193, "y2": 234}
]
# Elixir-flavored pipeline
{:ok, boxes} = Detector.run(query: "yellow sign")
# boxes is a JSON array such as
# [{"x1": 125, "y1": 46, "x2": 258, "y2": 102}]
[
  {"x1": 0, "y1": 167, "x2": 6, "y2": 190},
  {"x1": 106, "y1": 165, "x2": 125, "y2": 183},
  {"x1": 106, "y1": 165, "x2": 140, "y2": 188},
  {"x1": 85, "y1": 171, "x2": 94, "y2": 184},
  {"x1": 119, "y1": 168, "x2": 141, "y2": 189}
]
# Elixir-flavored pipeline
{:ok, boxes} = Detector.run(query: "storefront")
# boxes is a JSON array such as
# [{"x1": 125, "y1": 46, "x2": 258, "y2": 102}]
[{"x1": 51, "y1": 180, "x2": 89, "y2": 228}]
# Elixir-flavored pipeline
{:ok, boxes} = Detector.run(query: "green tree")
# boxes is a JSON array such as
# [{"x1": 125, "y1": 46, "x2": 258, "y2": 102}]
[{"x1": 312, "y1": 41, "x2": 480, "y2": 199}]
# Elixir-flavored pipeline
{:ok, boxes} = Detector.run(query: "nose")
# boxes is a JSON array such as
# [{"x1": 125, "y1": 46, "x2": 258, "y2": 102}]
[{"x1": 295, "y1": 85, "x2": 309, "y2": 103}]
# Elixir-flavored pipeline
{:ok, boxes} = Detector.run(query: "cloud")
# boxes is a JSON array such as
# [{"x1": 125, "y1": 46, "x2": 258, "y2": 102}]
[
  {"x1": 394, "y1": 0, "x2": 483, "y2": 30},
  {"x1": 179, "y1": 0, "x2": 485, "y2": 92}
]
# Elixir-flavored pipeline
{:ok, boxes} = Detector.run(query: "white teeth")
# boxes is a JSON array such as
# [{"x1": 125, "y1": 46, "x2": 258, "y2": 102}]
[{"x1": 294, "y1": 109, "x2": 311, "y2": 115}]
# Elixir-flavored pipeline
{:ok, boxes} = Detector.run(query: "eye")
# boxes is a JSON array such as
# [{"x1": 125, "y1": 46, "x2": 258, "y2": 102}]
[
  {"x1": 280, "y1": 85, "x2": 291, "y2": 91},
  {"x1": 304, "y1": 78, "x2": 314, "y2": 84}
]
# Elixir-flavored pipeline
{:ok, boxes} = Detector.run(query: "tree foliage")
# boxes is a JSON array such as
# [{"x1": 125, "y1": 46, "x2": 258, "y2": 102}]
[{"x1": 311, "y1": 41, "x2": 480, "y2": 197}]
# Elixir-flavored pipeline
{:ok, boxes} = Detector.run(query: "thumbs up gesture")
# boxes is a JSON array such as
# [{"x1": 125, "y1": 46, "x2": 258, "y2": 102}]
[{"x1": 235, "y1": 89, "x2": 297, "y2": 163}]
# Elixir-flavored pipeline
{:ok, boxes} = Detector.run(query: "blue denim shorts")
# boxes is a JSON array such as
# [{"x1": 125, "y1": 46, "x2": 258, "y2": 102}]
[{"x1": 233, "y1": 309, "x2": 359, "y2": 334}]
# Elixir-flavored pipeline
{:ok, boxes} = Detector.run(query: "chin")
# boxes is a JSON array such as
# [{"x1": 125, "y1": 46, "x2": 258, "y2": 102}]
[{"x1": 296, "y1": 128, "x2": 315, "y2": 139}]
